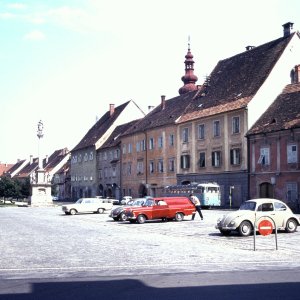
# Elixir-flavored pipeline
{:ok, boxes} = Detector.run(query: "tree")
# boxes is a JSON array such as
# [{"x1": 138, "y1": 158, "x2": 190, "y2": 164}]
[{"x1": 0, "y1": 176, "x2": 30, "y2": 198}]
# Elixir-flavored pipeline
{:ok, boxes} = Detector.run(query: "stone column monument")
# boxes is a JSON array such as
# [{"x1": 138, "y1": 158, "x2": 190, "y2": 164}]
[{"x1": 29, "y1": 120, "x2": 53, "y2": 206}]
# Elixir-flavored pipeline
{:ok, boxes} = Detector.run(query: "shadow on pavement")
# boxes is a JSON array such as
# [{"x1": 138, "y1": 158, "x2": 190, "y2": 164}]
[{"x1": 1, "y1": 278, "x2": 300, "y2": 300}]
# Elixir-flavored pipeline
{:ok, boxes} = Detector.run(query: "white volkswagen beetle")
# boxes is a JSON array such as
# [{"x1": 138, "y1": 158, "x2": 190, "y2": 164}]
[{"x1": 216, "y1": 198, "x2": 300, "y2": 236}]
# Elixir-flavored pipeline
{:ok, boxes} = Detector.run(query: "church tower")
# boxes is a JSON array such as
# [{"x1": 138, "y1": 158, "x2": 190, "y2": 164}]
[{"x1": 178, "y1": 42, "x2": 198, "y2": 95}]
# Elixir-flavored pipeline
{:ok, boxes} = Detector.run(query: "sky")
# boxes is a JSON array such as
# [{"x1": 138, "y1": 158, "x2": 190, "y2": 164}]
[{"x1": 1, "y1": 0, "x2": 300, "y2": 164}]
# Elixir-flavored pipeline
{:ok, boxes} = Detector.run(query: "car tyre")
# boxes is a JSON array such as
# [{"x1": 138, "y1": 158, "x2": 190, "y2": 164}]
[
  {"x1": 175, "y1": 212, "x2": 184, "y2": 222},
  {"x1": 119, "y1": 212, "x2": 127, "y2": 221},
  {"x1": 137, "y1": 214, "x2": 146, "y2": 224},
  {"x1": 238, "y1": 221, "x2": 252, "y2": 236},
  {"x1": 70, "y1": 209, "x2": 77, "y2": 215},
  {"x1": 98, "y1": 208, "x2": 104, "y2": 214},
  {"x1": 285, "y1": 218, "x2": 297, "y2": 233}
]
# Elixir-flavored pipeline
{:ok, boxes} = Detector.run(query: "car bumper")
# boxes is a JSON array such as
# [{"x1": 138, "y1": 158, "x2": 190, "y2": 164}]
[{"x1": 215, "y1": 225, "x2": 237, "y2": 230}]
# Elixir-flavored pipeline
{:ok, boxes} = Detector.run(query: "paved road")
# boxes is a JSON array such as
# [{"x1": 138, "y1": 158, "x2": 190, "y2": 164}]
[{"x1": 1, "y1": 205, "x2": 300, "y2": 299}]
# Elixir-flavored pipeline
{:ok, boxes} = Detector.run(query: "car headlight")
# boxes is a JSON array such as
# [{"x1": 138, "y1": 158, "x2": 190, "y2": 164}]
[{"x1": 229, "y1": 220, "x2": 236, "y2": 226}]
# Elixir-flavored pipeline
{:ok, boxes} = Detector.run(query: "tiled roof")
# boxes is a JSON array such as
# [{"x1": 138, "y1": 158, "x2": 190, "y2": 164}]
[
  {"x1": 16, "y1": 158, "x2": 38, "y2": 178},
  {"x1": 247, "y1": 83, "x2": 300, "y2": 135},
  {"x1": 5, "y1": 160, "x2": 26, "y2": 176},
  {"x1": 122, "y1": 91, "x2": 198, "y2": 136},
  {"x1": 44, "y1": 148, "x2": 69, "y2": 172},
  {"x1": 0, "y1": 164, "x2": 13, "y2": 176},
  {"x1": 179, "y1": 33, "x2": 295, "y2": 123},
  {"x1": 101, "y1": 120, "x2": 141, "y2": 149},
  {"x1": 72, "y1": 101, "x2": 130, "y2": 151}
]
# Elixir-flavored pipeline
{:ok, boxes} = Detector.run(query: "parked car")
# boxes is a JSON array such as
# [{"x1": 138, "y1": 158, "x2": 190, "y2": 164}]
[
  {"x1": 120, "y1": 196, "x2": 133, "y2": 205},
  {"x1": 109, "y1": 198, "x2": 146, "y2": 221},
  {"x1": 125, "y1": 197, "x2": 195, "y2": 224},
  {"x1": 62, "y1": 198, "x2": 113, "y2": 215},
  {"x1": 215, "y1": 198, "x2": 300, "y2": 236}
]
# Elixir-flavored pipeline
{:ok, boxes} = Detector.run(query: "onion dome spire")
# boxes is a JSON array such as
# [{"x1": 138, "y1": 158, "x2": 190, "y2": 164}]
[{"x1": 179, "y1": 39, "x2": 198, "y2": 95}]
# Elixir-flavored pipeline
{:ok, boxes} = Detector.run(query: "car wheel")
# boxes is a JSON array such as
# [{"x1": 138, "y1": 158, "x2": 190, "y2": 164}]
[
  {"x1": 137, "y1": 214, "x2": 146, "y2": 224},
  {"x1": 285, "y1": 218, "x2": 297, "y2": 233},
  {"x1": 220, "y1": 229, "x2": 231, "y2": 236},
  {"x1": 119, "y1": 212, "x2": 127, "y2": 221},
  {"x1": 70, "y1": 209, "x2": 77, "y2": 215},
  {"x1": 97, "y1": 208, "x2": 104, "y2": 214},
  {"x1": 175, "y1": 212, "x2": 184, "y2": 222},
  {"x1": 238, "y1": 221, "x2": 252, "y2": 236}
]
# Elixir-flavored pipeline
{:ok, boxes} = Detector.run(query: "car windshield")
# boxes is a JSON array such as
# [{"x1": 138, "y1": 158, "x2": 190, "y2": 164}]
[
  {"x1": 132, "y1": 199, "x2": 144, "y2": 206},
  {"x1": 76, "y1": 199, "x2": 83, "y2": 204},
  {"x1": 239, "y1": 201, "x2": 256, "y2": 211},
  {"x1": 144, "y1": 199, "x2": 155, "y2": 206}
]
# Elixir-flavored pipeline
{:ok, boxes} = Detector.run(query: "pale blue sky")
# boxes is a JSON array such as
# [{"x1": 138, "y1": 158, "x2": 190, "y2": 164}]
[{"x1": 1, "y1": 0, "x2": 300, "y2": 163}]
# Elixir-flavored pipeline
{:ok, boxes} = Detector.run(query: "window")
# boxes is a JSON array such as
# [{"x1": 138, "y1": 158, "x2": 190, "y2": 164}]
[
  {"x1": 128, "y1": 143, "x2": 132, "y2": 153},
  {"x1": 112, "y1": 167, "x2": 116, "y2": 177},
  {"x1": 182, "y1": 128, "x2": 189, "y2": 143},
  {"x1": 89, "y1": 151, "x2": 94, "y2": 160},
  {"x1": 199, "y1": 152, "x2": 205, "y2": 168},
  {"x1": 84, "y1": 153, "x2": 88, "y2": 161},
  {"x1": 232, "y1": 117, "x2": 240, "y2": 134},
  {"x1": 137, "y1": 160, "x2": 144, "y2": 174},
  {"x1": 103, "y1": 152, "x2": 107, "y2": 160},
  {"x1": 212, "y1": 151, "x2": 221, "y2": 167},
  {"x1": 99, "y1": 169, "x2": 103, "y2": 179},
  {"x1": 169, "y1": 134, "x2": 174, "y2": 146},
  {"x1": 136, "y1": 142, "x2": 140, "y2": 152},
  {"x1": 287, "y1": 183, "x2": 298, "y2": 202},
  {"x1": 287, "y1": 144, "x2": 298, "y2": 163},
  {"x1": 198, "y1": 124, "x2": 205, "y2": 140},
  {"x1": 180, "y1": 154, "x2": 190, "y2": 169},
  {"x1": 122, "y1": 144, "x2": 126, "y2": 154},
  {"x1": 158, "y1": 159, "x2": 164, "y2": 173},
  {"x1": 149, "y1": 138, "x2": 154, "y2": 150},
  {"x1": 78, "y1": 154, "x2": 82, "y2": 162},
  {"x1": 104, "y1": 168, "x2": 108, "y2": 178},
  {"x1": 141, "y1": 139, "x2": 146, "y2": 151},
  {"x1": 149, "y1": 161, "x2": 155, "y2": 173},
  {"x1": 168, "y1": 158, "x2": 175, "y2": 172},
  {"x1": 213, "y1": 120, "x2": 220, "y2": 137},
  {"x1": 128, "y1": 163, "x2": 132, "y2": 175},
  {"x1": 230, "y1": 148, "x2": 241, "y2": 165},
  {"x1": 258, "y1": 147, "x2": 270, "y2": 165},
  {"x1": 158, "y1": 136, "x2": 163, "y2": 148}
]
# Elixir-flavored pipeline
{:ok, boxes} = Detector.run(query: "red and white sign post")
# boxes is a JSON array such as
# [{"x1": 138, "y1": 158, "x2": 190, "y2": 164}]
[{"x1": 254, "y1": 216, "x2": 278, "y2": 251}]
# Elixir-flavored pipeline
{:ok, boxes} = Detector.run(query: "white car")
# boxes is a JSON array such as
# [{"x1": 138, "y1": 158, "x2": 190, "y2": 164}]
[
  {"x1": 216, "y1": 198, "x2": 300, "y2": 236},
  {"x1": 62, "y1": 198, "x2": 113, "y2": 215},
  {"x1": 120, "y1": 196, "x2": 133, "y2": 205}
]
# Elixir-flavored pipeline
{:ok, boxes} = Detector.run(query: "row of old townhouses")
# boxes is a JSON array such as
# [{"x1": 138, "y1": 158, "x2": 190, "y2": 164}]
[{"x1": 68, "y1": 22, "x2": 300, "y2": 209}]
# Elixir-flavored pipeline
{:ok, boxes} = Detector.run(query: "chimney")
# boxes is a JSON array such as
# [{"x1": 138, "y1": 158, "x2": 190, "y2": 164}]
[
  {"x1": 161, "y1": 95, "x2": 166, "y2": 110},
  {"x1": 293, "y1": 65, "x2": 300, "y2": 83},
  {"x1": 109, "y1": 104, "x2": 115, "y2": 116},
  {"x1": 30, "y1": 155, "x2": 33, "y2": 164},
  {"x1": 148, "y1": 105, "x2": 154, "y2": 113},
  {"x1": 45, "y1": 155, "x2": 48, "y2": 164},
  {"x1": 283, "y1": 22, "x2": 294, "y2": 37},
  {"x1": 245, "y1": 46, "x2": 255, "y2": 51}
]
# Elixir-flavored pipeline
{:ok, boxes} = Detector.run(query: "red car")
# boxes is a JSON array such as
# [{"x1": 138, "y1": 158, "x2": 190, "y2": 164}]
[{"x1": 125, "y1": 197, "x2": 195, "y2": 224}]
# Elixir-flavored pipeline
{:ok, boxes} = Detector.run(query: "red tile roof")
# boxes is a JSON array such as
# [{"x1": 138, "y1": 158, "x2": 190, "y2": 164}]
[
  {"x1": 247, "y1": 83, "x2": 300, "y2": 135},
  {"x1": 72, "y1": 101, "x2": 131, "y2": 151},
  {"x1": 179, "y1": 33, "x2": 296, "y2": 123}
]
